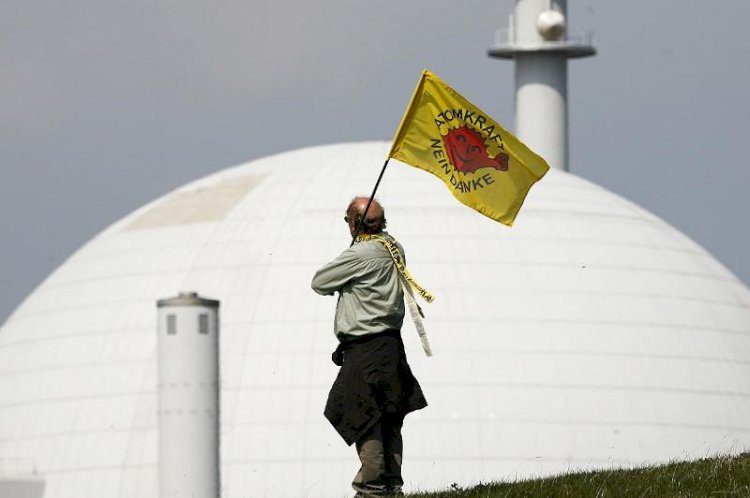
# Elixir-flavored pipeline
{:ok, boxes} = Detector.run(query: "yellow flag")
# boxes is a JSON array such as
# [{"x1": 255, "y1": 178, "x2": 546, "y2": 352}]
[{"x1": 389, "y1": 70, "x2": 549, "y2": 226}]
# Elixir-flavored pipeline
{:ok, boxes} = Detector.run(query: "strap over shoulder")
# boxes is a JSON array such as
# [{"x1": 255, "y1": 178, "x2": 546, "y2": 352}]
[{"x1": 356, "y1": 233, "x2": 435, "y2": 356}]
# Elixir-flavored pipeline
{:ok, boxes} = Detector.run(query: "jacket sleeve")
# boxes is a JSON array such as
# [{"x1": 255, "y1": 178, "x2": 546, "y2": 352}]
[{"x1": 311, "y1": 249, "x2": 362, "y2": 296}]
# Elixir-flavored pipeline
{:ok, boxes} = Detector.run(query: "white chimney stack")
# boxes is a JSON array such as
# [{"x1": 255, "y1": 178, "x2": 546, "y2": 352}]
[{"x1": 157, "y1": 291, "x2": 221, "y2": 498}]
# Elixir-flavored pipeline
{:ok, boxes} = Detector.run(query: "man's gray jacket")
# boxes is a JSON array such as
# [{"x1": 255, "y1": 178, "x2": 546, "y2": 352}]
[{"x1": 311, "y1": 232, "x2": 405, "y2": 340}]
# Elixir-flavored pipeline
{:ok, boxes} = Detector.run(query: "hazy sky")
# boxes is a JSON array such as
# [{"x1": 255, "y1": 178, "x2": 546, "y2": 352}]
[{"x1": 2, "y1": 0, "x2": 748, "y2": 322}]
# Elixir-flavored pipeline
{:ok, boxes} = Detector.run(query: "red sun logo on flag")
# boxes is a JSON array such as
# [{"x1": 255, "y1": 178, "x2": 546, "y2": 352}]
[{"x1": 442, "y1": 126, "x2": 509, "y2": 174}]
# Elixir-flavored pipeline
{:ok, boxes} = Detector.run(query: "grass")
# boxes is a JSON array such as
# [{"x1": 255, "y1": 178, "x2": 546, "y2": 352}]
[{"x1": 407, "y1": 453, "x2": 750, "y2": 497}]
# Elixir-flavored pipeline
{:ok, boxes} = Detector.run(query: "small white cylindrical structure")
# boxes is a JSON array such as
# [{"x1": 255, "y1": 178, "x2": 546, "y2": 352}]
[
  {"x1": 157, "y1": 291, "x2": 220, "y2": 498},
  {"x1": 488, "y1": 0, "x2": 595, "y2": 172}
]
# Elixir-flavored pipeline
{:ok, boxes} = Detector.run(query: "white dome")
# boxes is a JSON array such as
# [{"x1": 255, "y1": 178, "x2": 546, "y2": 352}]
[{"x1": 1, "y1": 141, "x2": 749, "y2": 497}]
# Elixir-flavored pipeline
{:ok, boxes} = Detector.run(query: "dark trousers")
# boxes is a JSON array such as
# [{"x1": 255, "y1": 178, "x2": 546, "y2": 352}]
[{"x1": 352, "y1": 414, "x2": 405, "y2": 497}]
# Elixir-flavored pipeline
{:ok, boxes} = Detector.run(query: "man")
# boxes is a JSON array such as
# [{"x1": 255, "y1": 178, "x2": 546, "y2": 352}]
[{"x1": 311, "y1": 196, "x2": 428, "y2": 498}]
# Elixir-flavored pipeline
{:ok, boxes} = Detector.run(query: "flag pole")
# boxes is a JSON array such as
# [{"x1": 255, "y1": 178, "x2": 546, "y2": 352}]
[
  {"x1": 348, "y1": 72, "x2": 426, "y2": 246},
  {"x1": 350, "y1": 157, "x2": 390, "y2": 246}
]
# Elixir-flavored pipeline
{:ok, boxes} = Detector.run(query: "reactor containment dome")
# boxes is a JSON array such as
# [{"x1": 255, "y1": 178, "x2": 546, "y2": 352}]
[{"x1": 1, "y1": 142, "x2": 749, "y2": 498}]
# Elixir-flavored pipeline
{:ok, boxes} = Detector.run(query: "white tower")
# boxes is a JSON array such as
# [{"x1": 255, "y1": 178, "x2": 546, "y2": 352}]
[
  {"x1": 489, "y1": 0, "x2": 595, "y2": 171},
  {"x1": 156, "y1": 292, "x2": 220, "y2": 498}
]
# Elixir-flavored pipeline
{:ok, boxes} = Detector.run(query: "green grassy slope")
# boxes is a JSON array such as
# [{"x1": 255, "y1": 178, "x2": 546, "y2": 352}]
[{"x1": 408, "y1": 453, "x2": 750, "y2": 498}]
